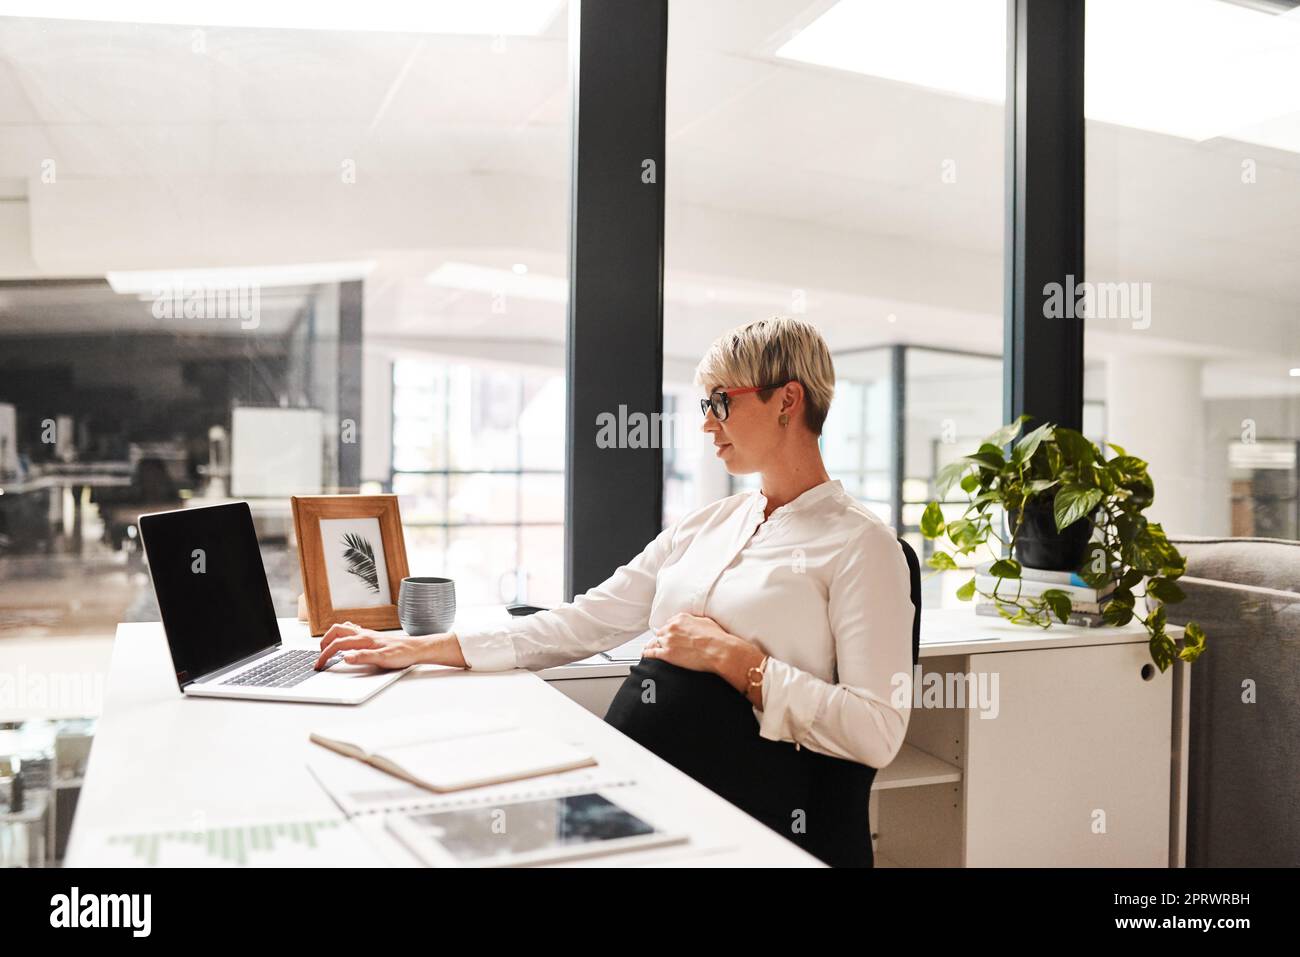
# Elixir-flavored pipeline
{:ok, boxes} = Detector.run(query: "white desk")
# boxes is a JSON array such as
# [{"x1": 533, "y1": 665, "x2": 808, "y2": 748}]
[{"x1": 65, "y1": 618, "x2": 821, "y2": 868}]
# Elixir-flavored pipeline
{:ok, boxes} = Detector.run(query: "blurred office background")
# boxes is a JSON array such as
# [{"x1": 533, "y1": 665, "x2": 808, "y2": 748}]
[{"x1": 2, "y1": 0, "x2": 1299, "y2": 862}]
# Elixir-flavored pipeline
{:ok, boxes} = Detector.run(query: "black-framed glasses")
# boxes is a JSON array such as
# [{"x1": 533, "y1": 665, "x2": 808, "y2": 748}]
[{"x1": 699, "y1": 383, "x2": 786, "y2": 422}]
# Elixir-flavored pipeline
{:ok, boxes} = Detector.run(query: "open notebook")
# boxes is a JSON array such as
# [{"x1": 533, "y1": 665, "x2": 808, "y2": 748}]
[{"x1": 309, "y1": 712, "x2": 597, "y2": 793}]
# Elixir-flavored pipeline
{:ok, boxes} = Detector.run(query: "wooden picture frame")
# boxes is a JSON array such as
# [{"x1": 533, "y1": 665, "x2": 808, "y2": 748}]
[{"x1": 291, "y1": 494, "x2": 410, "y2": 637}]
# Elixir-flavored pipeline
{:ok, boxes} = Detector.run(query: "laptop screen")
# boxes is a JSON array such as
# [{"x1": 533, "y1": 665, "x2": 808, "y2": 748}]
[{"x1": 140, "y1": 502, "x2": 281, "y2": 688}]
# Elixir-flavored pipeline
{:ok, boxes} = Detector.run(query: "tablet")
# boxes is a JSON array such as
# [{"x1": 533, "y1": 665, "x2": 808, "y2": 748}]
[{"x1": 384, "y1": 791, "x2": 687, "y2": 867}]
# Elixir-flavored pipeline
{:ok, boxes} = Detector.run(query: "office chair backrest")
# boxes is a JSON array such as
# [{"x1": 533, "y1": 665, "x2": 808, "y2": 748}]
[
  {"x1": 604, "y1": 536, "x2": 922, "y2": 867},
  {"x1": 899, "y1": 536, "x2": 922, "y2": 669}
]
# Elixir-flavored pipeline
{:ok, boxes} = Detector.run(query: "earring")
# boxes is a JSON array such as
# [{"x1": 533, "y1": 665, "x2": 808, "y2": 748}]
[{"x1": 779, "y1": 413, "x2": 790, "y2": 427}]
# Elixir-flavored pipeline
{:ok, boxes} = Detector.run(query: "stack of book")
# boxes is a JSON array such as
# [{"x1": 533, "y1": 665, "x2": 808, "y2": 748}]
[{"x1": 973, "y1": 562, "x2": 1116, "y2": 627}]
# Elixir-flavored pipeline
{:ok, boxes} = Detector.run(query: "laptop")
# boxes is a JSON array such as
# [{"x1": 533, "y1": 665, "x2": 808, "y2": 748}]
[{"x1": 139, "y1": 502, "x2": 410, "y2": 704}]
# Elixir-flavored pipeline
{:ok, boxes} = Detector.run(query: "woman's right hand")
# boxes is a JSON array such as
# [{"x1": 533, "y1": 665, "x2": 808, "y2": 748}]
[{"x1": 313, "y1": 622, "x2": 467, "y2": 671}]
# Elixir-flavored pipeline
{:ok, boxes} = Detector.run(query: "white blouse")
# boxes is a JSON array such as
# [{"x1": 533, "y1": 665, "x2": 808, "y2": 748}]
[{"x1": 455, "y1": 479, "x2": 915, "y2": 769}]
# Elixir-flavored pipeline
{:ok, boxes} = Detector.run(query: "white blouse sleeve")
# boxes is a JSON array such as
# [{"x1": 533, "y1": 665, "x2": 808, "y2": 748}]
[
  {"x1": 756, "y1": 521, "x2": 914, "y2": 769},
  {"x1": 455, "y1": 522, "x2": 678, "y2": 672}
]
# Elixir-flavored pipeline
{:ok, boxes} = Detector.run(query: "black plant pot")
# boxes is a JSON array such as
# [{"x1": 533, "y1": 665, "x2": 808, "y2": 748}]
[{"x1": 1010, "y1": 497, "x2": 1092, "y2": 572}]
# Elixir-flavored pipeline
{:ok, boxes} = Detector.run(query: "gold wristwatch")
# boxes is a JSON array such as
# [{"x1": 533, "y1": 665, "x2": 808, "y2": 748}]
[{"x1": 746, "y1": 654, "x2": 769, "y2": 696}]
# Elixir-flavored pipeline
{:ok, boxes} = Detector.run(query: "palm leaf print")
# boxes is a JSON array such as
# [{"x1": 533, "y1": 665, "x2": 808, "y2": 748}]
[{"x1": 340, "y1": 532, "x2": 380, "y2": 593}]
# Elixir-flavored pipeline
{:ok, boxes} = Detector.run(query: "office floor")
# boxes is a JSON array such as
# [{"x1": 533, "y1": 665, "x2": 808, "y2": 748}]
[
  {"x1": 0, "y1": 552, "x2": 138, "y2": 640},
  {"x1": 0, "y1": 539, "x2": 125, "y2": 723}
]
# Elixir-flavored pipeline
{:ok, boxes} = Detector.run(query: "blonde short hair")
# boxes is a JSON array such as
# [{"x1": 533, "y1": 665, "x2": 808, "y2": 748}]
[{"x1": 695, "y1": 316, "x2": 836, "y2": 434}]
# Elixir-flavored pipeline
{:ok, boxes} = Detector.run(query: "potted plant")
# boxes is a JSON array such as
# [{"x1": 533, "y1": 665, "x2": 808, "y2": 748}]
[{"x1": 919, "y1": 415, "x2": 1207, "y2": 671}]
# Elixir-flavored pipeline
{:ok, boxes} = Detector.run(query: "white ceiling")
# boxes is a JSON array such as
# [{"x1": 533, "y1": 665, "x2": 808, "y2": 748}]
[{"x1": 0, "y1": 1, "x2": 1296, "y2": 395}]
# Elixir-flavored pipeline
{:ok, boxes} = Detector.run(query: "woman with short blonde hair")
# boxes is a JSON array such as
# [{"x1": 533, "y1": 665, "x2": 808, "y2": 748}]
[
  {"x1": 315, "y1": 316, "x2": 917, "y2": 867},
  {"x1": 695, "y1": 315, "x2": 837, "y2": 434}
]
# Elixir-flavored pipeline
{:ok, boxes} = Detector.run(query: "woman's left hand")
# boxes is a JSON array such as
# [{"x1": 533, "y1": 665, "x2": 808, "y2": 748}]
[{"x1": 643, "y1": 613, "x2": 767, "y2": 702}]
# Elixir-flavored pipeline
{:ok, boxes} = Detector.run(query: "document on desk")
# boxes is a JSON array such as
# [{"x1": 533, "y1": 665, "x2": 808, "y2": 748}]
[
  {"x1": 310, "y1": 710, "x2": 597, "y2": 793},
  {"x1": 307, "y1": 746, "x2": 637, "y2": 818},
  {"x1": 75, "y1": 814, "x2": 387, "y2": 868}
]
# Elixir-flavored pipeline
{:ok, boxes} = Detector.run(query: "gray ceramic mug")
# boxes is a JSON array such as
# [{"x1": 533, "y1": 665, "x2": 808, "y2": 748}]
[{"x1": 398, "y1": 576, "x2": 456, "y2": 636}]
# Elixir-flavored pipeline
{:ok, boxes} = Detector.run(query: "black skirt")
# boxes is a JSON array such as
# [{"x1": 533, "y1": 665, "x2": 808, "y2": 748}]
[{"x1": 604, "y1": 658, "x2": 876, "y2": 867}]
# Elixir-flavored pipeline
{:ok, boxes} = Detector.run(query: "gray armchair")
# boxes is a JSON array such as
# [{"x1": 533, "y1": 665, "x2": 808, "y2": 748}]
[{"x1": 1162, "y1": 536, "x2": 1300, "y2": 867}]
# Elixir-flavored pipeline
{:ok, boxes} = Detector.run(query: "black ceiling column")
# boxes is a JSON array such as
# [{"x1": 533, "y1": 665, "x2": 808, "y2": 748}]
[
  {"x1": 1004, "y1": 0, "x2": 1086, "y2": 431},
  {"x1": 564, "y1": 0, "x2": 669, "y2": 598}
]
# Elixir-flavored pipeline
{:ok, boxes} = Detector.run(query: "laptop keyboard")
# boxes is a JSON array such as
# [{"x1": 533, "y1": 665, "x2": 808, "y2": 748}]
[{"x1": 219, "y1": 649, "x2": 344, "y2": 689}]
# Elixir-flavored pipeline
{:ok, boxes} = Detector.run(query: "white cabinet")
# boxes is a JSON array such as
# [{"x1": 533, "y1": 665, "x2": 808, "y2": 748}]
[
  {"x1": 960, "y1": 642, "x2": 1171, "y2": 866},
  {"x1": 876, "y1": 613, "x2": 1174, "y2": 867}
]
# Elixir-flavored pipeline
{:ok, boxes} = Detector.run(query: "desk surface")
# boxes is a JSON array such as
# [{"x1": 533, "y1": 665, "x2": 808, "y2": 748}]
[{"x1": 66, "y1": 619, "x2": 821, "y2": 867}]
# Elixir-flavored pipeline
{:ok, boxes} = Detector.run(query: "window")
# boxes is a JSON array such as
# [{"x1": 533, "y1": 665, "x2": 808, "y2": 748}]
[
  {"x1": 1083, "y1": 0, "x2": 1300, "y2": 539},
  {"x1": 0, "y1": 11, "x2": 571, "y2": 635},
  {"x1": 823, "y1": 349, "x2": 895, "y2": 523},
  {"x1": 663, "y1": 0, "x2": 1007, "y2": 605},
  {"x1": 391, "y1": 358, "x2": 565, "y2": 607}
]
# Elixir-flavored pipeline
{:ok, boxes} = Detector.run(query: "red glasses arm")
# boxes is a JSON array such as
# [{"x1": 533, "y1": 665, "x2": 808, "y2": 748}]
[{"x1": 714, "y1": 382, "x2": 785, "y2": 398}]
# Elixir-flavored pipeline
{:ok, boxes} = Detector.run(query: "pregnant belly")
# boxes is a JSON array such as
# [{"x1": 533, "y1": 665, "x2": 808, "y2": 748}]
[{"x1": 603, "y1": 659, "x2": 810, "y2": 829}]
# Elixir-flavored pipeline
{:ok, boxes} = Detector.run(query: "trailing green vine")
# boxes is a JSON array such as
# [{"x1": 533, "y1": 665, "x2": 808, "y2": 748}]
[{"x1": 919, "y1": 415, "x2": 1207, "y2": 671}]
